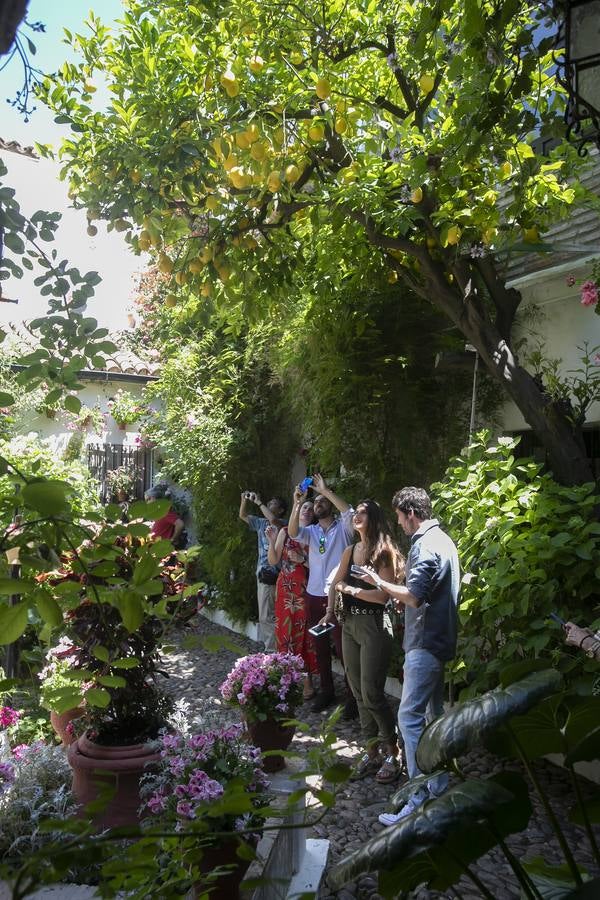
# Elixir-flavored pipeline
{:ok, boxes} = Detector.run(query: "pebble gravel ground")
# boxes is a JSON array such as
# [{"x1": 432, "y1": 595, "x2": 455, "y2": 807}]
[{"x1": 160, "y1": 615, "x2": 600, "y2": 900}]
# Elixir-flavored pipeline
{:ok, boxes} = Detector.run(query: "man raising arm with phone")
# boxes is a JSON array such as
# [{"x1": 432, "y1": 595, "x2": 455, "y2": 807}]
[
  {"x1": 288, "y1": 474, "x2": 357, "y2": 715},
  {"x1": 239, "y1": 490, "x2": 288, "y2": 652}
]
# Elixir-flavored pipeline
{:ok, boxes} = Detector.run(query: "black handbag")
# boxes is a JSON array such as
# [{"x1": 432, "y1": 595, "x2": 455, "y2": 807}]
[{"x1": 257, "y1": 566, "x2": 278, "y2": 585}]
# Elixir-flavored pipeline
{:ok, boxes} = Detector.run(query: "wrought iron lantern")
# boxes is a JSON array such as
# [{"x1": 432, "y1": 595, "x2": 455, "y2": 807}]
[{"x1": 557, "y1": 0, "x2": 600, "y2": 153}]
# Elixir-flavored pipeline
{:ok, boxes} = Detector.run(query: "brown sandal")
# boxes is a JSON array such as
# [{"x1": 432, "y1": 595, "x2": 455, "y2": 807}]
[{"x1": 375, "y1": 755, "x2": 401, "y2": 784}]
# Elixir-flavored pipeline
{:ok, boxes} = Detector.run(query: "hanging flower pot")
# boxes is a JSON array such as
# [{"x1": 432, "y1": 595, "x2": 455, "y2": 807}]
[{"x1": 68, "y1": 732, "x2": 160, "y2": 828}]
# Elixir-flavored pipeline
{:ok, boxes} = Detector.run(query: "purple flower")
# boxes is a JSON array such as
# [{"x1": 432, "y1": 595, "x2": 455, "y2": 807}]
[
  {"x1": 162, "y1": 733, "x2": 182, "y2": 750},
  {"x1": 0, "y1": 760, "x2": 15, "y2": 792},
  {"x1": 147, "y1": 791, "x2": 167, "y2": 814},
  {"x1": 176, "y1": 800, "x2": 195, "y2": 819},
  {"x1": 169, "y1": 755, "x2": 186, "y2": 776}
]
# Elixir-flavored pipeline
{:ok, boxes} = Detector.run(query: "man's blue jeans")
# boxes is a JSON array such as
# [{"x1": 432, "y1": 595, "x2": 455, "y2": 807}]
[{"x1": 398, "y1": 648, "x2": 448, "y2": 799}]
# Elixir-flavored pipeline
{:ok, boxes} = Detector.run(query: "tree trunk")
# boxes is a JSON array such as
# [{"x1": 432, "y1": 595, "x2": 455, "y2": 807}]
[{"x1": 459, "y1": 299, "x2": 594, "y2": 486}]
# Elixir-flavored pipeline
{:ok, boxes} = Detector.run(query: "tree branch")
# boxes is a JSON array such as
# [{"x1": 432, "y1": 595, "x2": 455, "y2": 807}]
[{"x1": 473, "y1": 255, "x2": 521, "y2": 341}]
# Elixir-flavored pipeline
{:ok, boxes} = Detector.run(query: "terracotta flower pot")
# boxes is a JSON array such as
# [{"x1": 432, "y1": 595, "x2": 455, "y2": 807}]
[
  {"x1": 67, "y1": 732, "x2": 159, "y2": 828},
  {"x1": 117, "y1": 422, "x2": 127, "y2": 431},
  {"x1": 245, "y1": 717, "x2": 295, "y2": 773},
  {"x1": 192, "y1": 838, "x2": 256, "y2": 900},
  {"x1": 50, "y1": 707, "x2": 84, "y2": 746}
]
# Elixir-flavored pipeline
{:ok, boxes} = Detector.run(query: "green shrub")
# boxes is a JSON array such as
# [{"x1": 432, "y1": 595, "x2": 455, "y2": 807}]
[{"x1": 432, "y1": 432, "x2": 600, "y2": 693}]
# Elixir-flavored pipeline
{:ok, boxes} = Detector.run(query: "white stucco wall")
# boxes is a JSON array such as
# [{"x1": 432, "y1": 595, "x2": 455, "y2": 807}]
[
  {"x1": 16, "y1": 377, "x2": 157, "y2": 455},
  {"x1": 499, "y1": 256, "x2": 600, "y2": 432}
]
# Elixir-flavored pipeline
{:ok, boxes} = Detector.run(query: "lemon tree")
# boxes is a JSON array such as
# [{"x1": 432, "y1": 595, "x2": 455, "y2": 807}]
[{"x1": 41, "y1": 0, "x2": 595, "y2": 484}]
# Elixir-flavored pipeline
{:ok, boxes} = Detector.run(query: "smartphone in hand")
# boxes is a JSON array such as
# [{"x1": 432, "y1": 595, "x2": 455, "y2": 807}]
[
  {"x1": 309, "y1": 622, "x2": 336, "y2": 637},
  {"x1": 350, "y1": 564, "x2": 367, "y2": 577}
]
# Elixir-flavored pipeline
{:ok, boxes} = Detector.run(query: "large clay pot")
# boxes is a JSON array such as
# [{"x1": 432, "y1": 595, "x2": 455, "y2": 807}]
[
  {"x1": 245, "y1": 717, "x2": 295, "y2": 773},
  {"x1": 67, "y1": 732, "x2": 159, "y2": 828},
  {"x1": 50, "y1": 707, "x2": 84, "y2": 746},
  {"x1": 192, "y1": 838, "x2": 256, "y2": 900}
]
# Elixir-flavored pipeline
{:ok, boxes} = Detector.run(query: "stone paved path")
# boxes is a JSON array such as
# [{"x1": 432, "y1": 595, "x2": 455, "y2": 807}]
[{"x1": 160, "y1": 615, "x2": 600, "y2": 899}]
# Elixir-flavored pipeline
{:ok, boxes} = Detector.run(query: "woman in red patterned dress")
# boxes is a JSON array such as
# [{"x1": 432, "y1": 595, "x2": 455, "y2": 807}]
[{"x1": 266, "y1": 501, "x2": 318, "y2": 699}]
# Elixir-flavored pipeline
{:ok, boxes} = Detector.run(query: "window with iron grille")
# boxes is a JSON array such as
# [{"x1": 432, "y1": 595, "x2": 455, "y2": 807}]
[{"x1": 87, "y1": 443, "x2": 154, "y2": 502}]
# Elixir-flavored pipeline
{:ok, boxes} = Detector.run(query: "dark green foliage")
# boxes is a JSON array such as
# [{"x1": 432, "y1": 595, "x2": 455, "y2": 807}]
[
  {"x1": 431, "y1": 432, "x2": 600, "y2": 694},
  {"x1": 147, "y1": 277, "x2": 496, "y2": 624},
  {"x1": 331, "y1": 668, "x2": 600, "y2": 897}
]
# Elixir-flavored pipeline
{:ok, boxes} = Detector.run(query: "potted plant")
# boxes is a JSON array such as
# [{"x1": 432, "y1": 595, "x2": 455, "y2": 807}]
[
  {"x1": 140, "y1": 722, "x2": 271, "y2": 900},
  {"x1": 220, "y1": 652, "x2": 304, "y2": 772},
  {"x1": 107, "y1": 389, "x2": 143, "y2": 430},
  {"x1": 69, "y1": 404, "x2": 106, "y2": 433},
  {"x1": 40, "y1": 516, "x2": 181, "y2": 829},
  {"x1": 105, "y1": 465, "x2": 135, "y2": 502}
]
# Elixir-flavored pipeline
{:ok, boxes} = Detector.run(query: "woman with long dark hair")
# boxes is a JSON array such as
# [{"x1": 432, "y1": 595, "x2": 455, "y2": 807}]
[{"x1": 322, "y1": 499, "x2": 404, "y2": 782}]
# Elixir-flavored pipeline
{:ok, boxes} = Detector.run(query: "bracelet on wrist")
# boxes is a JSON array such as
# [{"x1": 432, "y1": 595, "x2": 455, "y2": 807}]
[{"x1": 580, "y1": 634, "x2": 596, "y2": 649}]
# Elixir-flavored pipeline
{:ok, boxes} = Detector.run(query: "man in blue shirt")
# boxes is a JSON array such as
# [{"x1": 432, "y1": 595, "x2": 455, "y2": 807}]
[
  {"x1": 239, "y1": 491, "x2": 287, "y2": 651},
  {"x1": 289, "y1": 473, "x2": 357, "y2": 715},
  {"x1": 358, "y1": 486, "x2": 459, "y2": 825}
]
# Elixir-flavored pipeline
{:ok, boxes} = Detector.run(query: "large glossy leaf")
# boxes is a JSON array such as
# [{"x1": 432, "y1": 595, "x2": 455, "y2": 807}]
[
  {"x1": 391, "y1": 772, "x2": 446, "y2": 811},
  {"x1": 21, "y1": 479, "x2": 72, "y2": 515},
  {"x1": 416, "y1": 669, "x2": 563, "y2": 773},
  {"x1": 565, "y1": 877, "x2": 600, "y2": 898},
  {"x1": 36, "y1": 593, "x2": 64, "y2": 627},
  {"x1": 0, "y1": 600, "x2": 29, "y2": 643},
  {"x1": 485, "y1": 694, "x2": 565, "y2": 760},
  {"x1": 523, "y1": 858, "x2": 587, "y2": 899},
  {"x1": 569, "y1": 794, "x2": 600, "y2": 826},
  {"x1": 0, "y1": 577, "x2": 35, "y2": 594},
  {"x1": 327, "y1": 779, "x2": 515, "y2": 890},
  {"x1": 564, "y1": 697, "x2": 600, "y2": 765},
  {"x1": 128, "y1": 499, "x2": 170, "y2": 521}
]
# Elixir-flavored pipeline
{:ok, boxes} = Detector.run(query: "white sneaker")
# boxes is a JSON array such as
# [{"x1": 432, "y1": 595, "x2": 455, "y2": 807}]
[{"x1": 378, "y1": 795, "x2": 424, "y2": 826}]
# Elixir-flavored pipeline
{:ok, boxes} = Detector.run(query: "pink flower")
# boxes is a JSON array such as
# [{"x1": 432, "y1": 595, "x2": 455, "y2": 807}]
[
  {"x1": 593, "y1": 354, "x2": 600, "y2": 366},
  {"x1": 0, "y1": 706, "x2": 21, "y2": 728},
  {"x1": 580, "y1": 281, "x2": 599, "y2": 306}
]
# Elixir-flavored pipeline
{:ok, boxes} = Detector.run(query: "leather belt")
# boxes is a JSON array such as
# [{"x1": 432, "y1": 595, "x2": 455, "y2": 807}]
[{"x1": 346, "y1": 605, "x2": 382, "y2": 616}]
